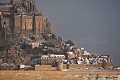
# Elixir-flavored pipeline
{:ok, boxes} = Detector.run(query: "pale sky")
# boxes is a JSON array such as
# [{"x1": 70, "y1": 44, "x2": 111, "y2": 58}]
[{"x1": 1, "y1": 0, "x2": 120, "y2": 66}]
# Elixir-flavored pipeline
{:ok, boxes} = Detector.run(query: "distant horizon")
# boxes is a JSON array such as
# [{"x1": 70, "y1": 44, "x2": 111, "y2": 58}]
[{"x1": 1, "y1": 0, "x2": 120, "y2": 66}]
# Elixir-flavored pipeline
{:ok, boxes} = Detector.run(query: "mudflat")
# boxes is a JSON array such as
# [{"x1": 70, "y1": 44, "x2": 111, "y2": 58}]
[{"x1": 0, "y1": 71, "x2": 120, "y2": 80}]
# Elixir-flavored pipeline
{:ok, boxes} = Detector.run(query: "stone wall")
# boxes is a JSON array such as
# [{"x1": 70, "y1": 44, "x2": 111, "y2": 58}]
[
  {"x1": 35, "y1": 65, "x2": 56, "y2": 71},
  {"x1": 63, "y1": 64, "x2": 103, "y2": 69}
]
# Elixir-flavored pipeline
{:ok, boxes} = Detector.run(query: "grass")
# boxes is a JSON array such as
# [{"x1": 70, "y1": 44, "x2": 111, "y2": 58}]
[{"x1": 0, "y1": 70, "x2": 120, "y2": 80}]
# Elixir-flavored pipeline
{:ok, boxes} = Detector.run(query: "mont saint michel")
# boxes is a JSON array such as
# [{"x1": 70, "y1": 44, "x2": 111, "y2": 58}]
[{"x1": 0, "y1": 0, "x2": 120, "y2": 80}]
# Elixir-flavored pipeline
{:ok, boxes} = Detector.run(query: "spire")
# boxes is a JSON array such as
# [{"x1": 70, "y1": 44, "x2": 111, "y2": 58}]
[
  {"x1": 33, "y1": 0, "x2": 37, "y2": 12},
  {"x1": 32, "y1": 0, "x2": 35, "y2": 11}
]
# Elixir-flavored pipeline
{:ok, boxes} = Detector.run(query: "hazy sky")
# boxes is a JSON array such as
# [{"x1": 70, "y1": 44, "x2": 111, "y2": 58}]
[{"x1": 2, "y1": 0, "x2": 120, "y2": 66}]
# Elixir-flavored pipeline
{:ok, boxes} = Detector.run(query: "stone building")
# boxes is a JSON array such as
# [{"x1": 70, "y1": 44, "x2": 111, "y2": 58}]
[
  {"x1": 0, "y1": 0, "x2": 51, "y2": 35},
  {"x1": 40, "y1": 54, "x2": 65, "y2": 66}
]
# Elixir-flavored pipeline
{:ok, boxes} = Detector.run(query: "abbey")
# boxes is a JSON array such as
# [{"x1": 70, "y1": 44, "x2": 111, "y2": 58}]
[{"x1": 0, "y1": 0, "x2": 51, "y2": 35}]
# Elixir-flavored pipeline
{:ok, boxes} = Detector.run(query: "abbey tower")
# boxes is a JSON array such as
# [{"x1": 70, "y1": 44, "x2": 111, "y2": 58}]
[{"x1": 0, "y1": 0, "x2": 51, "y2": 35}]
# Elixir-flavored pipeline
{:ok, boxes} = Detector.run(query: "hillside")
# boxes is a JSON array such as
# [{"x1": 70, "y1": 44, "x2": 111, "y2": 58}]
[{"x1": 0, "y1": 31, "x2": 71, "y2": 70}]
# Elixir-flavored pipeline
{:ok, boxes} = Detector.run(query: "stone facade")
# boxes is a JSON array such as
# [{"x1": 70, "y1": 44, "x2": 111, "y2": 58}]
[
  {"x1": 0, "y1": 0, "x2": 51, "y2": 35},
  {"x1": 35, "y1": 65, "x2": 56, "y2": 71},
  {"x1": 40, "y1": 54, "x2": 65, "y2": 66}
]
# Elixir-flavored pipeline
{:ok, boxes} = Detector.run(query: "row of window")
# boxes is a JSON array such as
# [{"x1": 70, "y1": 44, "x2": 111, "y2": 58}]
[{"x1": 41, "y1": 56, "x2": 65, "y2": 59}]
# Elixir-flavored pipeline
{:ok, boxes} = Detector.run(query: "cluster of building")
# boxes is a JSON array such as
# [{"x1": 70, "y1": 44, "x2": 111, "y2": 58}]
[
  {"x1": 34, "y1": 48, "x2": 113, "y2": 70},
  {"x1": 35, "y1": 42, "x2": 113, "y2": 71},
  {"x1": 66, "y1": 48, "x2": 112, "y2": 65}
]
